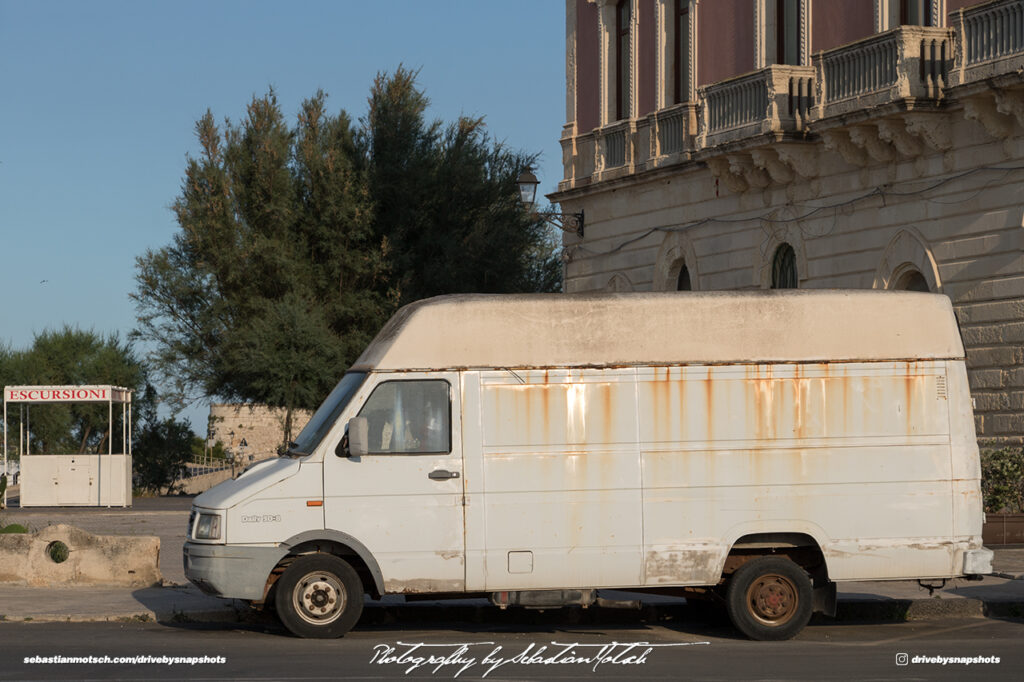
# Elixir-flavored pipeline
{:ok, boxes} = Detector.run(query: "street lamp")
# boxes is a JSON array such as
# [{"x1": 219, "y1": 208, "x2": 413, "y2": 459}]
[{"x1": 516, "y1": 169, "x2": 584, "y2": 238}]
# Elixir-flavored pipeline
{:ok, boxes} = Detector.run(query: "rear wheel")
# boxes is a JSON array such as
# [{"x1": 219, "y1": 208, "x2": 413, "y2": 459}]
[
  {"x1": 725, "y1": 556, "x2": 812, "y2": 641},
  {"x1": 275, "y1": 554, "x2": 363, "y2": 638}
]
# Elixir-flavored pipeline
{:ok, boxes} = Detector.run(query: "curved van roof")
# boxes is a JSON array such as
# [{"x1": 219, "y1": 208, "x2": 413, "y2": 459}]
[{"x1": 351, "y1": 290, "x2": 964, "y2": 371}]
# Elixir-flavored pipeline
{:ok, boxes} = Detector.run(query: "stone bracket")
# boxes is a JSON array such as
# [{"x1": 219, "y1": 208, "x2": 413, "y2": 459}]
[
  {"x1": 774, "y1": 144, "x2": 819, "y2": 179},
  {"x1": 822, "y1": 129, "x2": 869, "y2": 167},
  {"x1": 749, "y1": 149, "x2": 794, "y2": 185},
  {"x1": 876, "y1": 119, "x2": 923, "y2": 157},
  {"x1": 994, "y1": 88, "x2": 1024, "y2": 129},
  {"x1": 963, "y1": 93, "x2": 1016, "y2": 139},
  {"x1": 728, "y1": 154, "x2": 771, "y2": 189},
  {"x1": 903, "y1": 112, "x2": 953, "y2": 151},
  {"x1": 848, "y1": 124, "x2": 898, "y2": 163},
  {"x1": 705, "y1": 157, "x2": 749, "y2": 194}
]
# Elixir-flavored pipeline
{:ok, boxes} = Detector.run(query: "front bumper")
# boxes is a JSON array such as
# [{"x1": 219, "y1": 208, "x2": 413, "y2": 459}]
[{"x1": 183, "y1": 542, "x2": 288, "y2": 601}]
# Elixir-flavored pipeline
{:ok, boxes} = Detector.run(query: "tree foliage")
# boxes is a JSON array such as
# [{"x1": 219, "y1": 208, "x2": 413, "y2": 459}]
[
  {"x1": 981, "y1": 446, "x2": 1024, "y2": 513},
  {"x1": 133, "y1": 385, "x2": 193, "y2": 495},
  {"x1": 134, "y1": 69, "x2": 561, "y2": 443},
  {"x1": 0, "y1": 327, "x2": 145, "y2": 455}
]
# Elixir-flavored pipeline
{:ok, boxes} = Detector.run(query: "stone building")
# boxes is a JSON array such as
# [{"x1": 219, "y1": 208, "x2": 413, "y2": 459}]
[
  {"x1": 551, "y1": 0, "x2": 1024, "y2": 444},
  {"x1": 208, "y1": 404, "x2": 312, "y2": 463}
]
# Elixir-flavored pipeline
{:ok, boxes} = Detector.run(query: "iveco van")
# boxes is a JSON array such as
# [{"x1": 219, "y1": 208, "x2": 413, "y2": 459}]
[{"x1": 184, "y1": 291, "x2": 992, "y2": 640}]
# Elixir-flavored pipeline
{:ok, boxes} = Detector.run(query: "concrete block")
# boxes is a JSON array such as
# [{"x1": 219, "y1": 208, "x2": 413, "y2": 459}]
[
  {"x1": 956, "y1": 300, "x2": 1024, "y2": 325},
  {"x1": 0, "y1": 524, "x2": 160, "y2": 588},
  {"x1": 966, "y1": 346, "x2": 1021, "y2": 369},
  {"x1": 993, "y1": 414, "x2": 1024, "y2": 435},
  {"x1": 968, "y1": 368, "x2": 1006, "y2": 389},
  {"x1": 961, "y1": 323, "x2": 1012, "y2": 346},
  {"x1": 972, "y1": 392, "x2": 1009, "y2": 412},
  {"x1": 933, "y1": 230, "x2": 1022, "y2": 262}
]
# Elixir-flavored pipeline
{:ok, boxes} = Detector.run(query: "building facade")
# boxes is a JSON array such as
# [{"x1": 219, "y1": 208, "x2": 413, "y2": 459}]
[{"x1": 551, "y1": 0, "x2": 1024, "y2": 444}]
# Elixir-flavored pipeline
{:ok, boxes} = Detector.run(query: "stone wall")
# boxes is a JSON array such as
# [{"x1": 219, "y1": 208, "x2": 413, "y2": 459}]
[{"x1": 208, "y1": 404, "x2": 313, "y2": 463}]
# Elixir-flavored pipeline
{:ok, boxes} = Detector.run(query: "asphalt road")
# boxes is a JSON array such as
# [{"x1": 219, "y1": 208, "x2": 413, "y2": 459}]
[{"x1": 0, "y1": 617, "x2": 1021, "y2": 681}]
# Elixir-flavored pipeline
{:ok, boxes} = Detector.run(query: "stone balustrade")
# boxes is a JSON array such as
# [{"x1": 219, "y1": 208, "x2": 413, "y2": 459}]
[
  {"x1": 557, "y1": 1, "x2": 1022, "y2": 190},
  {"x1": 699, "y1": 65, "x2": 815, "y2": 147},
  {"x1": 950, "y1": 0, "x2": 1024, "y2": 87},
  {"x1": 814, "y1": 26, "x2": 951, "y2": 120}
]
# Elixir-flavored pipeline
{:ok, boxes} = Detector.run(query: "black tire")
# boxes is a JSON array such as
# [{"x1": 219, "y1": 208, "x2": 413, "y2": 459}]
[
  {"x1": 725, "y1": 556, "x2": 812, "y2": 641},
  {"x1": 274, "y1": 554, "x2": 364, "y2": 638}
]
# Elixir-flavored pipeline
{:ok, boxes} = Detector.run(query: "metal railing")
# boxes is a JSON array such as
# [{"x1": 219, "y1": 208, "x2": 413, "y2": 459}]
[{"x1": 186, "y1": 453, "x2": 231, "y2": 477}]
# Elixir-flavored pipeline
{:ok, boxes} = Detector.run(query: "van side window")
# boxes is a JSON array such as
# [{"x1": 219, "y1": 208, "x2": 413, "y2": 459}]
[{"x1": 357, "y1": 380, "x2": 451, "y2": 454}]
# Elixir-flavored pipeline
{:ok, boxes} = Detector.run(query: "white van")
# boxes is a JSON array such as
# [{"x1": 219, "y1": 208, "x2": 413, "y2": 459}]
[{"x1": 184, "y1": 291, "x2": 993, "y2": 640}]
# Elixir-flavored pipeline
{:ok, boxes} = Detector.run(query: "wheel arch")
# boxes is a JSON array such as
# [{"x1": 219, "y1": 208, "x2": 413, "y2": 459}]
[
  {"x1": 719, "y1": 524, "x2": 831, "y2": 581},
  {"x1": 277, "y1": 529, "x2": 385, "y2": 598}
]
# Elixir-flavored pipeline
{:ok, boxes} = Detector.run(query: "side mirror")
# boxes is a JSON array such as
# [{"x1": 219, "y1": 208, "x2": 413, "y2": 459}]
[{"x1": 346, "y1": 417, "x2": 369, "y2": 457}]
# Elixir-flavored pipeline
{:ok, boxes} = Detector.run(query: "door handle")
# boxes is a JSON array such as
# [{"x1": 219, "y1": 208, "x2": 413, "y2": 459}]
[{"x1": 428, "y1": 469, "x2": 460, "y2": 481}]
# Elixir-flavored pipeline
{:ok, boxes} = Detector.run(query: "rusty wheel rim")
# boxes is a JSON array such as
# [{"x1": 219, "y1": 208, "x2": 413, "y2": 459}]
[{"x1": 745, "y1": 573, "x2": 798, "y2": 627}]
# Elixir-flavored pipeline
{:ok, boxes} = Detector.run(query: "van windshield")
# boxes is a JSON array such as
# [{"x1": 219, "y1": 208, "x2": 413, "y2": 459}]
[{"x1": 287, "y1": 372, "x2": 367, "y2": 456}]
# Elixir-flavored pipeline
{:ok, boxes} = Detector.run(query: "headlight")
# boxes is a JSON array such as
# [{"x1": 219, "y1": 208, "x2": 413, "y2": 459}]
[{"x1": 194, "y1": 513, "x2": 222, "y2": 540}]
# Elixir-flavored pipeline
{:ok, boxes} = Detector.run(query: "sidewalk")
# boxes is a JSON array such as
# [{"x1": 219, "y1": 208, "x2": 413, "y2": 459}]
[{"x1": 0, "y1": 549, "x2": 1021, "y2": 627}]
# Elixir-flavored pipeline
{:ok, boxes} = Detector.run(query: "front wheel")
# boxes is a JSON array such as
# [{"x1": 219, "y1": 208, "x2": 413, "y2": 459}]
[
  {"x1": 725, "y1": 556, "x2": 812, "y2": 641},
  {"x1": 275, "y1": 554, "x2": 364, "y2": 638}
]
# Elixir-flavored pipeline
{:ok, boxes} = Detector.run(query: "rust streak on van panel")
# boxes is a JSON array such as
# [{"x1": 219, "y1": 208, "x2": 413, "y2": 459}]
[
  {"x1": 793, "y1": 364, "x2": 805, "y2": 440},
  {"x1": 655, "y1": 367, "x2": 670, "y2": 444}
]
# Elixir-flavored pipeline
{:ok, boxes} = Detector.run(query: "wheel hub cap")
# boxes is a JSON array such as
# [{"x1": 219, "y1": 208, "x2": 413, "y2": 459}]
[
  {"x1": 747, "y1": 574, "x2": 797, "y2": 626},
  {"x1": 294, "y1": 572, "x2": 346, "y2": 625}
]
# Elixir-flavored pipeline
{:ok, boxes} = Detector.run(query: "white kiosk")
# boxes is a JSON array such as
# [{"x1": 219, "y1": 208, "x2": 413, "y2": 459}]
[{"x1": 3, "y1": 385, "x2": 133, "y2": 508}]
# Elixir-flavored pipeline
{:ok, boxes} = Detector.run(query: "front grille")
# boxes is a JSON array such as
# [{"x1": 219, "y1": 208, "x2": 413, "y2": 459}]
[{"x1": 187, "y1": 509, "x2": 196, "y2": 539}]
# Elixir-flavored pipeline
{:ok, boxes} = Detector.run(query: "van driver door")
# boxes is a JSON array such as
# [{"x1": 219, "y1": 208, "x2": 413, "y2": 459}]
[{"x1": 323, "y1": 372, "x2": 465, "y2": 594}]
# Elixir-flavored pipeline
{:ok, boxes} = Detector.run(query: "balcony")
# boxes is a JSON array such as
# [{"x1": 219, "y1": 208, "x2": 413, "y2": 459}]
[
  {"x1": 814, "y1": 26, "x2": 951, "y2": 122},
  {"x1": 698, "y1": 65, "x2": 815, "y2": 149},
  {"x1": 555, "y1": 0, "x2": 1024, "y2": 194},
  {"x1": 949, "y1": 0, "x2": 1024, "y2": 87}
]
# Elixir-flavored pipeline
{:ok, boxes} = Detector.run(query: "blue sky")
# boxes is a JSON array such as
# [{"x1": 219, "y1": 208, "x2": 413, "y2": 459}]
[{"x1": 1, "y1": 0, "x2": 565, "y2": 429}]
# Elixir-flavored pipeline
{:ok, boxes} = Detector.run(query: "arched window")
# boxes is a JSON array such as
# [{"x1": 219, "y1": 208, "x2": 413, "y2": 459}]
[
  {"x1": 616, "y1": 0, "x2": 631, "y2": 120},
  {"x1": 894, "y1": 269, "x2": 930, "y2": 292},
  {"x1": 771, "y1": 243, "x2": 798, "y2": 289},
  {"x1": 677, "y1": 264, "x2": 692, "y2": 291}
]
